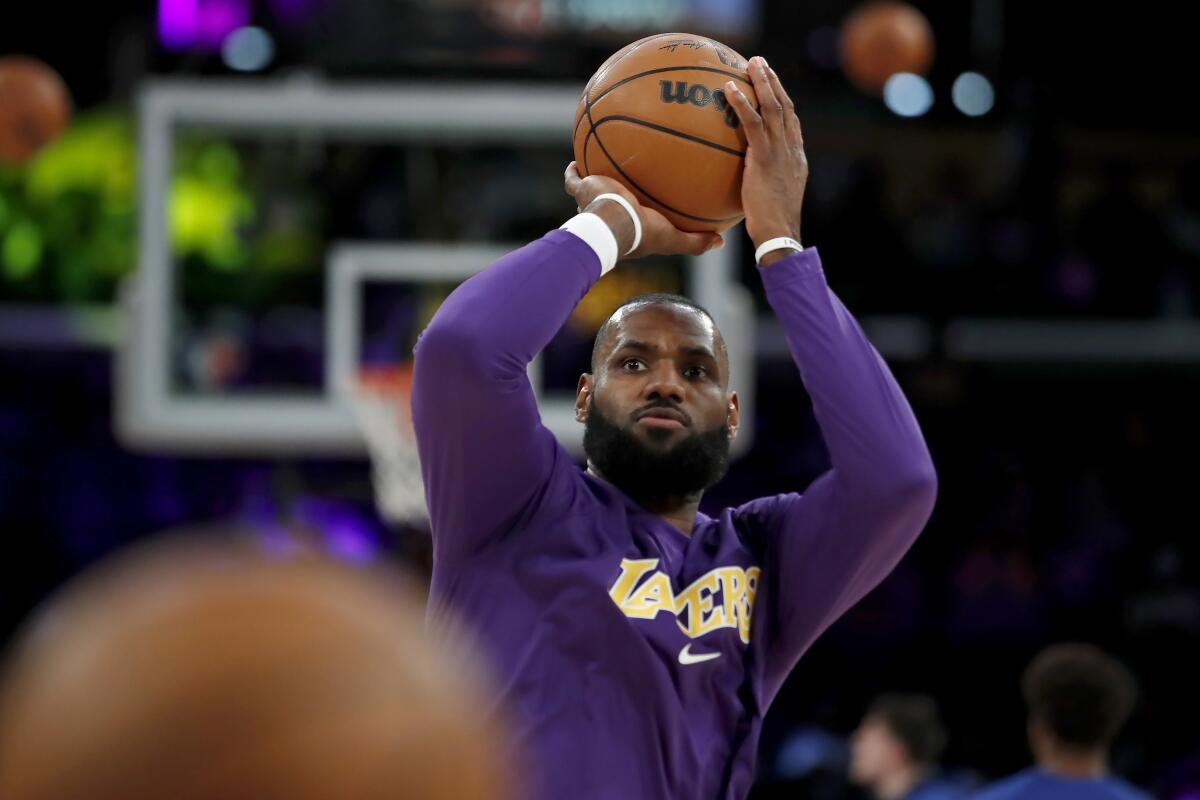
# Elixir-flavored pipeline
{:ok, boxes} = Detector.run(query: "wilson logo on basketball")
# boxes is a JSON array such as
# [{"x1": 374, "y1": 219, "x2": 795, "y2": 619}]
[{"x1": 658, "y1": 81, "x2": 740, "y2": 130}]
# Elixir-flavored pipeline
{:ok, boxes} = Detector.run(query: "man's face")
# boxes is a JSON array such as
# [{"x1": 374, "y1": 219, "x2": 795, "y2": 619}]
[
  {"x1": 849, "y1": 717, "x2": 906, "y2": 786},
  {"x1": 575, "y1": 303, "x2": 739, "y2": 498}
]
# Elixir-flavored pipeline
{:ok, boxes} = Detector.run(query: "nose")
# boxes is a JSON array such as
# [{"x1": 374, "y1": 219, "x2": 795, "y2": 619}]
[{"x1": 641, "y1": 360, "x2": 685, "y2": 404}]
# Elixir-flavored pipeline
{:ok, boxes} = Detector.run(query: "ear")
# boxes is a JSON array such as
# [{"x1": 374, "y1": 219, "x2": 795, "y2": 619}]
[
  {"x1": 726, "y1": 391, "x2": 740, "y2": 442},
  {"x1": 575, "y1": 373, "x2": 594, "y2": 423},
  {"x1": 1027, "y1": 717, "x2": 1047, "y2": 760}
]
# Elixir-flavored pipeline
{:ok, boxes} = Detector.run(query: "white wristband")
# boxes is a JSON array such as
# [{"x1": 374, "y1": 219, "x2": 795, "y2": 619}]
[
  {"x1": 592, "y1": 193, "x2": 642, "y2": 255},
  {"x1": 754, "y1": 237, "x2": 804, "y2": 263},
  {"x1": 560, "y1": 212, "x2": 619, "y2": 275}
]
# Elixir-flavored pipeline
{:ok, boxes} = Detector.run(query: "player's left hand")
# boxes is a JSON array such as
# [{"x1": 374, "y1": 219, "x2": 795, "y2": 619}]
[
  {"x1": 564, "y1": 161, "x2": 725, "y2": 260},
  {"x1": 724, "y1": 56, "x2": 808, "y2": 253}
]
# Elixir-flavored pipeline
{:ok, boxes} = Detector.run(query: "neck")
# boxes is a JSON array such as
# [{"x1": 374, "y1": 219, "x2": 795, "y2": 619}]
[
  {"x1": 1038, "y1": 748, "x2": 1108, "y2": 780},
  {"x1": 587, "y1": 465, "x2": 701, "y2": 534},
  {"x1": 874, "y1": 764, "x2": 926, "y2": 800}
]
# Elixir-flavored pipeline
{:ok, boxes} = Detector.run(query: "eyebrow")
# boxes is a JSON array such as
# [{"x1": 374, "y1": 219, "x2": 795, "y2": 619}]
[
  {"x1": 680, "y1": 345, "x2": 718, "y2": 362},
  {"x1": 611, "y1": 340, "x2": 718, "y2": 362}
]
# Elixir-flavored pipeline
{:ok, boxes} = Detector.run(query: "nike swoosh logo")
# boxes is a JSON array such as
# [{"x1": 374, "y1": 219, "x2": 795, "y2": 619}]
[{"x1": 678, "y1": 643, "x2": 721, "y2": 665}]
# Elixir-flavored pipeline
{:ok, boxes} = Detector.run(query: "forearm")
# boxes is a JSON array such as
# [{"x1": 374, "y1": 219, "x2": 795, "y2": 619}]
[
  {"x1": 413, "y1": 223, "x2": 610, "y2": 557},
  {"x1": 761, "y1": 247, "x2": 936, "y2": 500},
  {"x1": 419, "y1": 230, "x2": 600, "y2": 381},
  {"x1": 756, "y1": 247, "x2": 936, "y2": 695},
  {"x1": 419, "y1": 194, "x2": 636, "y2": 376}
]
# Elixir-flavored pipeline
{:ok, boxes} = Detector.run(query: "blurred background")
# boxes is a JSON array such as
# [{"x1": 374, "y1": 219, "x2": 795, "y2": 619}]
[{"x1": 2, "y1": 0, "x2": 1198, "y2": 797}]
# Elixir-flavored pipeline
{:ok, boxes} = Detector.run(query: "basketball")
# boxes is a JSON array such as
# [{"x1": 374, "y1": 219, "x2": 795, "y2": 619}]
[
  {"x1": 839, "y1": 2, "x2": 935, "y2": 95},
  {"x1": 573, "y1": 33, "x2": 760, "y2": 233},
  {"x1": 0, "y1": 537, "x2": 512, "y2": 800},
  {"x1": 0, "y1": 56, "x2": 72, "y2": 164}
]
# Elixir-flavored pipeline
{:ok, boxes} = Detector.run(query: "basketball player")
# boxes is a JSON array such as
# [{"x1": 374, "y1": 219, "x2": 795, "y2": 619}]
[
  {"x1": 412, "y1": 56, "x2": 937, "y2": 798},
  {"x1": 972, "y1": 643, "x2": 1149, "y2": 800},
  {"x1": 850, "y1": 694, "x2": 970, "y2": 800}
]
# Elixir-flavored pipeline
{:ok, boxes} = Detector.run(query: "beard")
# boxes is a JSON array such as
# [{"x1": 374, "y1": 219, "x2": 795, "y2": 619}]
[{"x1": 582, "y1": 397, "x2": 731, "y2": 502}]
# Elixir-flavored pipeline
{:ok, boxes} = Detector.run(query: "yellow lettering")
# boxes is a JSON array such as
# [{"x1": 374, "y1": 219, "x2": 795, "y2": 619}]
[
  {"x1": 675, "y1": 571, "x2": 724, "y2": 637},
  {"x1": 738, "y1": 567, "x2": 761, "y2": 643},
  {"x1": 717, "y1": 567, "x2": 744, "y2": 630},
  {"x1": 608, "y1": 558, "x2": 659, "y2": 606},
  {"x1": 622, "y1": 572, "x2": 675, "y2": 619},
  {"x1": 609, "y1": 559, "x2": 760, "y2": 641}
]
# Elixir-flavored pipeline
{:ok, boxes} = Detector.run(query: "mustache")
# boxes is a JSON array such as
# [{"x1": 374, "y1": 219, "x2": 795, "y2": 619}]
[{"x1": 632, "y1": 399, "x2": 692, "y2": 427}]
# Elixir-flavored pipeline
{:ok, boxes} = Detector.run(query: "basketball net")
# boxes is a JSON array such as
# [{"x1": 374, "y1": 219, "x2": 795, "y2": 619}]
[{"x1": 348, "y1": 364, "x2": 428, "y2": 528}]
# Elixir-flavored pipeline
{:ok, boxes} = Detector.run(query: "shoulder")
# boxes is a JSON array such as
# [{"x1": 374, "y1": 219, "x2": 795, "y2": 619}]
[
  {"x1": 909, "y1": 774, "x2": 976, "y2": 800},
  {"x1": 483, "y1": 444, "x2": 597, "y2": 545},
  {"x1": 729, "y1": 493, "x2": 802, "y2": 528},
  {"x1": 720, "y1": 493, "x2": 800, "y2": 545},
  {"x1": 970, "y1": 770, "x2": 1038, "y2": 800},
  {"x1": 528, "y1": 448, "x2": 606, "y2": 519},
  {"x1": 1101, "y1": 777, "x2": 1153, "y2": 800}
]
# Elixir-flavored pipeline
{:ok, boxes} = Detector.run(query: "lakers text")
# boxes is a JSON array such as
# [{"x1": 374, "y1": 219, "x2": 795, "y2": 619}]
[{"x1": 608, "y1": 558, "x2": 760, "y2": 643}]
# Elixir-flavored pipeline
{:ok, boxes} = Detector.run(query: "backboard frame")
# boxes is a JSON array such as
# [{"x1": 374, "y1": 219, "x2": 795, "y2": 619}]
[{"x1": 117, "y1": 79, "x2": 753, "y2": 456}]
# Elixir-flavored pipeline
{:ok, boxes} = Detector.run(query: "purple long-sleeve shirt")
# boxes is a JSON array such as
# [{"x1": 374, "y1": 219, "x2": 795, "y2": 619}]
[{"x1": 411, "y1": 228, "x2": 937, "y2": 799}]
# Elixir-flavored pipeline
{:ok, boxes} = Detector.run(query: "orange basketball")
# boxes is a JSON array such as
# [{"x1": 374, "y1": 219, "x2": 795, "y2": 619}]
[
  {"x1": 573, "y1": 33, "x2": 759, "y2": 233},
  {"x1": 0, "y1": 56, "x2": 72, "y2": 164},
  {"x1": 0, "y1": 537, "x2": 512, "y2": 800},
  {"x1": 839, "y1": 2, "x2": 935, "y2": 95}
]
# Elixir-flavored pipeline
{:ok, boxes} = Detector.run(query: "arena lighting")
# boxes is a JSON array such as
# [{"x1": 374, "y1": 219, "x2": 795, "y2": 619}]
[
  {"x1": 882, "y1": 72, "x2": 934, "y2": 117},
  {"x1": 159, "y1": 0, "x2": 251, "y2": 50},
  {"x1": 951, "y1": 71, "x2": 995, "y2": 117},
  {"x1": 222, "y1": 27, "x2": 276, "y2": 72}
]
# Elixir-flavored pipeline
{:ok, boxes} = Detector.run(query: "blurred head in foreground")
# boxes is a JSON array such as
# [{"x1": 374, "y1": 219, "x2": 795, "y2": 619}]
[
  {"x1": 850, "y1": 694, "x2": 948, "y2": 799},
  {"x1": 1022, "y1": 642, "x2": 1138, "y2": 770},
  {"x1": 0, "y1": 534, "x2": 512, "y2": 800}
]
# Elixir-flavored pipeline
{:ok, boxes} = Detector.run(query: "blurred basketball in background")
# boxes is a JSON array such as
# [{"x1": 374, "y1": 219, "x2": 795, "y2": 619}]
[
  {"x1": 573, "y1": 33, "x2": 760, "y2": 233},
  {"x1": 839, "y1": 2, "x2": 935, "y2": 95},
  {"x1": 0, "y1": 536, "x2": 512, "y2": 800},
  {"x1": 0, "y1": 56, "x2": 72, "y2": 164}
]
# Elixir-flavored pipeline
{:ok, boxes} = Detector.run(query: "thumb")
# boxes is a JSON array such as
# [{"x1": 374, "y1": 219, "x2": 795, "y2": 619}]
[
  {"x1": 563, "y1": 161, "x2": 582, "y2": 198},
  {"x1": 678, "y1": 232, "x2": 725, "y2": 256}
]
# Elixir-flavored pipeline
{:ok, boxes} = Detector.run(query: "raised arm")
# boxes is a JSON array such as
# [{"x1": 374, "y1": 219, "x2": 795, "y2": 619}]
[
  {"x1": 726, "y1": 58, "x2": 937, "y2": 702},
  {"x1": 412, "y1": 168, "x2": 722, "y2": 562}
]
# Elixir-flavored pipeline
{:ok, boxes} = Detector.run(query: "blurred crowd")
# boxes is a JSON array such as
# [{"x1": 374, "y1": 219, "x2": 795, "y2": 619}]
[{"x1": 759, "y1": 644, "x2": 1156, "y2": 800}]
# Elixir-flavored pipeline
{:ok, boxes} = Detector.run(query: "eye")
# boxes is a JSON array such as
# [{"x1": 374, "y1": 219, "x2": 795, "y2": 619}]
[
  {"x1": 622, "y1": 358, "x2": 646, "y2": 371},
  {"x1": 684, "y1": 365, "x2": 708, "y2": 379}
]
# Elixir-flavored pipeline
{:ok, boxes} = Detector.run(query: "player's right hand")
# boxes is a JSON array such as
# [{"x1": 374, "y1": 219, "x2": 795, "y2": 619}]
[
  {"x1": 723, "y1": 56, "x2": 808, "y2": 261},
  {"x1": 564, "y1": 162, "x2": 724, "y2": 260}
]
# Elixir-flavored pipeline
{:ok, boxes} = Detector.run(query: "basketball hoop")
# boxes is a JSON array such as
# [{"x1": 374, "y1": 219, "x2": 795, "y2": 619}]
[{"x1": 347, "y1": 364, "x2": 428, "y2": 529}]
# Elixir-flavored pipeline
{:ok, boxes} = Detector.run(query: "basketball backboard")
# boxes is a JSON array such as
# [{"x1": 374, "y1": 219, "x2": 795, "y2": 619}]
[{"x1": 117, "y1": 79, "x2": 754, "y2": 457}]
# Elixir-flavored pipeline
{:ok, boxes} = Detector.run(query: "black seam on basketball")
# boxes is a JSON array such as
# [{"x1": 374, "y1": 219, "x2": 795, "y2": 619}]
[
  {"x1": 592, "y1": 116, "x2": 745, "y2": 157},
  {"x1": 582, "y1": 124, "x2": 593, "y2": 176},
  {"x1": 577, "y1": 36, "x2": 687, "y2": 140},
  {"x1": 584, "y1": 34, "x2": 677, "y2": 100},
  {"x1": 574, "y1": 65, "x2": 753, "y2": 140},
  {"x1": 584, "y1": 112, "x2": 741, "y2": 224}
]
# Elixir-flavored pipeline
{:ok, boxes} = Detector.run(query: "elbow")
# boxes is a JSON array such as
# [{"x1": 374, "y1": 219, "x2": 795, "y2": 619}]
[
  {"x1": 413, "y1": 315, "x2": 526, "y2": 393},
  {"x1": 905, "y1": 460, "x2": 938, "y2": 511},
  {"x1": 884, "y1": 456, "x2": 938, "y2": 523},
  {"x1": 411, "y1": 321, "x2": 490, "y2": 398},
  {"x1": 851, "y1": 452, "x2": 937, "y2": 524},
  {"x1": 414, "y1": 319, "x2": 487, "y2": 372}
]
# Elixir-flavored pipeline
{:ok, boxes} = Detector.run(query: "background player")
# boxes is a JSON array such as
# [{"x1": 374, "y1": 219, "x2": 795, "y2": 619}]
[
  {"x1": 972, "y1": 643, "x2": 1148, "y2": 800},
  {"x1": 850, "y1": 694, "x2": 971, "y2": 800},
  {"x1": 412, "y1": 55, "x2": 937, "y2": 798}
]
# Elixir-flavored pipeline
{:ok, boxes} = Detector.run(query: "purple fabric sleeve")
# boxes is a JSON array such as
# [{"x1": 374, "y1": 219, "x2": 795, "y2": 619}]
[
  {"x1": 751, "y1": 247, "x2": 938, "y2": 702},
  {"x1": 411, "y1": 230, "x2": 600, "y2": 562}
]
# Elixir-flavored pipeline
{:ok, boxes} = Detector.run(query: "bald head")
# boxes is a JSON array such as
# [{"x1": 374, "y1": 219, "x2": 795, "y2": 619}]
[{"x1": 590, "y1": 294, "x2": 729, "y2": 386}]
